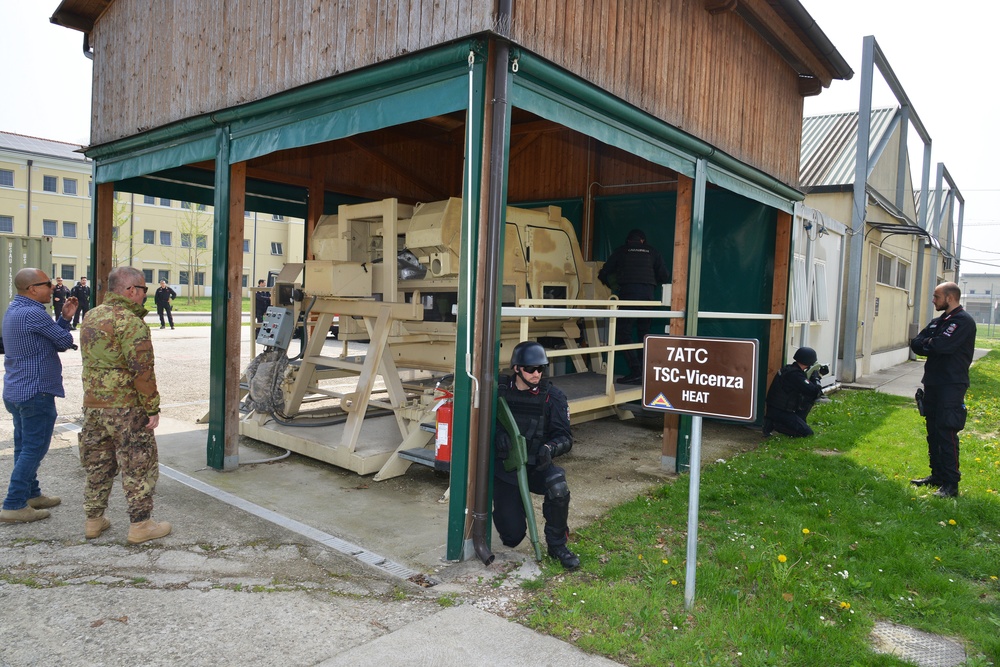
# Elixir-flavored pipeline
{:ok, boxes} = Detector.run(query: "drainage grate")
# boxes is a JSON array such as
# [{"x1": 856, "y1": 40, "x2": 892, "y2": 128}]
[
  {"x1": 160, "y1": 464, "x2": 437, "y2": 586},
  {"x1": 870, "y1": 621, "x2": 966, "y2": 667}
]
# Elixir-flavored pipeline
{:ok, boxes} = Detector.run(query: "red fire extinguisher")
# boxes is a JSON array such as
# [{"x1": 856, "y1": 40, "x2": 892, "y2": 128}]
[{"x1": 434, "y1": 387, "x2": 454, "y2": 464}]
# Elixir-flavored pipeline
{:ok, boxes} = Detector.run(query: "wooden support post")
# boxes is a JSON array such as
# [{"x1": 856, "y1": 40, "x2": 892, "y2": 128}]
[
  {"x1": 224, "y1": 162, "x2": 247, "y2": 464},
  {"x1": 307, "y1": 160, "x2": 324, "y2": 261},
  {"x1": 768, "y1": 210, "x2": 793, "y2": 383},
  {"x1": 94, "y1": 182, "x2": 115, "y2": 304},
  {"x1": 662, "y1": 173, "x2": 693, "y2": 469}
]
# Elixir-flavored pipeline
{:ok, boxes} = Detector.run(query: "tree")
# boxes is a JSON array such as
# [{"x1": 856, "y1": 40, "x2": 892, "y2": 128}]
[
  {"x1": 111, "y1": 197, "x2": 146, "y2": 267},
  {"x1": 175, "y1": 206, "x2": 213, "y2": 305}
]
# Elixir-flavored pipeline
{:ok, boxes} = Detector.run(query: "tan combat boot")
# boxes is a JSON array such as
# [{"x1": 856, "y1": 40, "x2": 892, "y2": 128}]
[
  {"x1": 85, "y1": 516, "x2": 111, "y2": 539},
  {"x1": 0, "y1": 507, "x2": 51, "y2": 523},
  {"x1": 127, "y1": 519, "x2": 172, "y2": 544},
  {"x1": 27, "y1": 495, "x2": 61, "y2": 509}
]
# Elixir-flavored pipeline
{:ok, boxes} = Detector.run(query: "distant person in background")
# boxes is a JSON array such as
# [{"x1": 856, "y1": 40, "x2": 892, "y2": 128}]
[
  {"x1": 70, "y1": 276, "x2": 91, "y2": 329},
  {"x1": 762, "y1": 346, "x2": 826, "y2": 438},
  {"x1": 51, "y1": 277, "x2": 69, "y2": 320},
  {"x1": 255, "y1": 279, "x2": 271, "y2": 323},
  {"x1": 909, "y1": 281, "x2": 976, "y2": 498},
  {"x1": 154, "y1": 280, "x2": 177, "y2": 330},
  {"x1": 597, "y1": 229, "x2": 670, "y2": 384},
  {"x1": 1, "y1": 268, "x2": 78, "y2": 524}
]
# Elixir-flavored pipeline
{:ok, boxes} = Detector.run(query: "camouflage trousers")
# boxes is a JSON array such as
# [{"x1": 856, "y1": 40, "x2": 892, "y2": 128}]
[{"x1": 79, "y1": 407, "x2": 159, "y2": 523}]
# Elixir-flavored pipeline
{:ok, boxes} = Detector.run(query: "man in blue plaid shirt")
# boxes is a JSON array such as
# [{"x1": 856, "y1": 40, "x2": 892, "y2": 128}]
[{"x1": 1, "y1": 268, "x2": 78, "y2": 523}]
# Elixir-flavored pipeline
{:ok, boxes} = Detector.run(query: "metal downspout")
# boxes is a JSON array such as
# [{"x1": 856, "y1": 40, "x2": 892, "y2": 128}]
[
  {"x1": 471, "y1": 0, "x2": 513, "y2": 565},
  {"x1": 25, "y1": 160, "x2": 32, "y2": 237}
]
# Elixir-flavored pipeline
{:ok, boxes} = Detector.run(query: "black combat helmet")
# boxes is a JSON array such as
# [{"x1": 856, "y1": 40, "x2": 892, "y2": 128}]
[
  {"x1": 793, "y1": 347, "x2": 818, "y2": 366},
  {"x1": 510, "y1": 341, "x2": 548, "y2": 368}
]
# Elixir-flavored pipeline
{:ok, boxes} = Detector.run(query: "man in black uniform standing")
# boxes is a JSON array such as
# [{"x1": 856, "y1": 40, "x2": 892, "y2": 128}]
[
  {"x1": 598, "y1": 229, "x2": 671, "y2": 384},
  {"x1": 51, "y1": 277, "x2": 69, "y2": 321},
  {"x1": 909, "y1": 282, "x2": 976, "y2": 498},
  {"x1": 154, "y1": 280, "x2": 177, "y2": 329},
  {"x1": 255, "y1": 279, "x2": 271, "y2": 323},
  {"x1": 494, "y1": 341, "x2": 580, "y2": 569},
  {"x1": 70, "y1": 276, "x2": 91, "y2": 329},
  {"x1": 762, "y1": 346, "x2": 825, "y2": 438}
]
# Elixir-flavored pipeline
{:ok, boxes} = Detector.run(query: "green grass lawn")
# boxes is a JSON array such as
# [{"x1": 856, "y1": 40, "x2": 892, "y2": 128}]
[
  {"x1": 517, "y1": 351, "x2": 1000, "y2": 666},
  {"x1": 169, "y1": 296, "x2": 251, "y2": 312}
]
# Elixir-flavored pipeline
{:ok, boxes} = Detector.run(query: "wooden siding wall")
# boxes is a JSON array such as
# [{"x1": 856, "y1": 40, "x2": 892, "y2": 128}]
[
  {"x1": 512, "y1": 0, "x2": 806, "y2": 185},
  {"x1": 90, "y1": 0, "x2": 494, "y2": 146}
]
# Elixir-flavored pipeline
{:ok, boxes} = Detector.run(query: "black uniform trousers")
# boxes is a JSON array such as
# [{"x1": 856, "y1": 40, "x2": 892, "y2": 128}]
[
  {"x1": 922, "y1": 384, "x2": 966, "y2": 487},
  {"x1": 616, "y1": 283, "x2": 656, "y2": 376},
  {"x1": 765, "y1": 404, "x2": 815, "y2": 437},
  {"x1": 493, "y1": 464, "x2": 570, "y2": 549},
  {"x1": 157, "y1": 303, "x2": 174, "y2": 328}
]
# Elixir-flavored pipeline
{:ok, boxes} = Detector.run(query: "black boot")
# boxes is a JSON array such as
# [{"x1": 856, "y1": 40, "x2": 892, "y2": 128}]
[
  {"x1": 547, "y1": 544, "x2": 580, "y2": 570},
  {"x1": 933, "y1": 485, "x2": 958, "y2": 498},
  {"x1": 910, "y1": 476, "x2": 941, "y2": 487}
]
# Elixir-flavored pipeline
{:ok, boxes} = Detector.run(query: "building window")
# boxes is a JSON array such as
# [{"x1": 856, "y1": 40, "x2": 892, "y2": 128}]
[
  {"x1": 42, "y1": 219, "x2": 58, "y2": 236},
  {"x1": 142, "y1": 195, "x2": 155, "y2": 205},
  {"x1": 43, "y1": 175, "x2": 57, "y2": 192},
  {"x1": 158, "y1": 270, "x2": 170, "y2": 283},
  {"x1": 895, "y1": 261, "x2": 909, "y2": 290},
  {"x1": 243, "y1": 239, "x2": 250, "y2": 253},
  {"x1": 196, "y1": 235, "x2": 207, "y2": 249},
  {"x1": 112, "y1": 226, "x2": 119, "y2": 241},
  {"x1": 160, "y1": 198, "x2": 172, "y2": 207},
  {"x1": 197, "y1": 204, "x2": 206, "y2": 211},
  {"x1": 179, "y1": 271, "x2": 189, "y2": 285},
  {"x1": 272, "y1": 214, "x2": 284, "y2": 221},
  {"x1": 244, "y1": 211, "x2": 252, "y2": 217},
  {"x1": 0, "y1": 169, "x2": 13, "y2": 187},
  {"x1": 142, "y1": 269, "x2": 154, "y2": 283},
  {"x1": 61, "y1": 265, "x2": 75, "y2": 280},
  {"x1": 143, "y1": 229, "x2": 155, "y2": 244},
  {"x1": 876, "y1": 253, "x2": 892, "y2": 285},
  {"x1": 271, "y1": 242, "x2": 283, "y2": 255},
  {"x1": 194, "y1": 272, "x2": 205, "y2": 286},
  {"x1": 0, "y1": 215, "x2": 12, "y2": 233},
  {"x1": 181, "y1": 201, "x2": 191, "y2": 209},
  {"x1": 63, "y1": 221, "x2": 77, "y2": 238},
  {"x1": 63, "y1": 178, "x2": 77, "y2": 196},
  {"x1": 242, "y1": 274, "x2": 249, "y2": 288},
  {"x1": 160, "y1": 231, "x2": 172, "y2": 246},
  {"x1": 181, "y1": 233, "x2": 191, "y2": 248}
]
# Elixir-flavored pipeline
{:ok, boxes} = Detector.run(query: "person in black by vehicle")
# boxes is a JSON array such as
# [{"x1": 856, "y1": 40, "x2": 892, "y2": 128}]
[
  {"x1": 51, "y1": 277, "x2": 69, "y2": 320},
  {"x1": 761, "y1": 346, "x2": 825, "y2": 438},
  {"x1": 154, "y1": 280, "x2": 177, "y2": 330},
  {"x1": 70, "y1": 277, "x2": 91, "y2": 329},
  {"x1": 255, "y1": 279, "x2": 271, "y2": 323},
  {"x1": 909, "y1": 282, "x2": 976, "y2": 498},
  {"x1": 493, "y1": 341, "x2": 580, "y2": 569},
  {"x1": 597, "y1": 228, "x2": 671, "y2": 384}
]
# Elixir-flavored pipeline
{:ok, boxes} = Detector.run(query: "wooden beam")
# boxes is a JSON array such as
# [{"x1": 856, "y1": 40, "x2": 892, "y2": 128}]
[
  {"x1": 768, "y1": 209, "x2": 793, "y2": 385},
  {"x1": 306, "y1": 157, "x2": 325, "y2": 261},
  {"x1": 94, "y1": 182, "x2": 115, "y2": 304},
  {"x1": 345, "y1": 137, "x2": 447, "y2": 200},
  {"x1": 224, "y1": 162, "x2": 247, "y2": 462},
  {"x1": 662, "y1": 173, "x2": 694, "y2": 466}
]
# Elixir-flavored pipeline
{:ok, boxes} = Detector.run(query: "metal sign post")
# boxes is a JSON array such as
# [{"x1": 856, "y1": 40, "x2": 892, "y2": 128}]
[{"x1": 641, "y1": 335, "x2": 759, "y2": 612}]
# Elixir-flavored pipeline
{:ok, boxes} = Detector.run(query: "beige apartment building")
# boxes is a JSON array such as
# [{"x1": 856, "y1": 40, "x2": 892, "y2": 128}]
[{"x1": 1, "y1": 132, "x2": 303, "y2": 297}]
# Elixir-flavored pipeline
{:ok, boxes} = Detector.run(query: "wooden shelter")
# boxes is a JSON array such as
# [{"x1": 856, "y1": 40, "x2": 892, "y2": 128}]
[{"x1": 52, "y1": 0, "x2": 851, "y2": 561}]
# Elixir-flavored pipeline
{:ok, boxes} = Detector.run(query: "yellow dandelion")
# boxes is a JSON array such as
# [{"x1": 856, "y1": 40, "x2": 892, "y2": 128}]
[
  {"x1": 802, "y1": 528, "x2": 810, "y2": 535},
  {"x1": 839, "y1": 601, "x2": 851, "y2": 610},
  {"x1": 934, "y1": 556, "x2": 942, "y2": 562},
  {"x1": 778, "y1": 554, "x2": 788, "y2": 563},
  {"x1": 991, "y1": 576, "x2": 998, "y2": 581},
  {"x1": 670, "y1": 580, "x2": 678, "y2": 586},
  {"x1": 948, "y1": 519, "x2": 957, "y2": 526},
  {"x1": 638, "y1": 554, "x2": 643, "y2": 560},
  {"x1": 662, "y1": 559, "x2": 669, "y2": 565},
  {"x1": 975, "y1": 457, "x2": 981, "y2": 462}
]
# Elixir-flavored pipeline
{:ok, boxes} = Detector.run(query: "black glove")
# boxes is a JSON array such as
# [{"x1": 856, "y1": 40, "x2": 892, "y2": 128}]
[
  {"x1": 495, "y1": 430, "x2": 511, "y2": 460},
  {"x1": 535, "y1": 443, "x2": 553, "y2": 470}
]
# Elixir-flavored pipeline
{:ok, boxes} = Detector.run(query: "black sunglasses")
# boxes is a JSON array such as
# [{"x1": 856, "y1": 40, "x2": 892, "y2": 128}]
[
  {"x1": 29, "y1": 281, "x2": 52, "y2": 288},
  {"x1": 132, "y1": 284, "x2": 149, "y2": 293},
  {"x1": 520, "y1": 365, "x2": 546, "y2": 374}
]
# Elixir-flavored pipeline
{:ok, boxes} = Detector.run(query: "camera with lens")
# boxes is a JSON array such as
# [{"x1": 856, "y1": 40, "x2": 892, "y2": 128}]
[{"x1": 818, "y1": 364, "x2": 830, "y2": 377}]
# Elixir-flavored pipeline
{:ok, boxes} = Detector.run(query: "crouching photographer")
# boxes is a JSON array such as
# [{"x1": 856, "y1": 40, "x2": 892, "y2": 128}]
[{"x1": 761, "y1": 346, "x2": 827, "y2": 438}]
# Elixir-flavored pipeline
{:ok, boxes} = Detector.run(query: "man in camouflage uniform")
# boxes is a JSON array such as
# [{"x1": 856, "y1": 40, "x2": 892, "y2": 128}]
[{"x1": 79, "y1": 266, "x2": 172, "y2": 544}]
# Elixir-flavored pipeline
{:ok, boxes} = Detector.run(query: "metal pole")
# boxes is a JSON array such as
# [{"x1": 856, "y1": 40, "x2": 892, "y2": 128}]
[
  {"x1": 684, "y1": 415, "x2": 703, "y2": 611},
  {"x1": 990, "y1": 283, "x2": 995, "y2": 338}
]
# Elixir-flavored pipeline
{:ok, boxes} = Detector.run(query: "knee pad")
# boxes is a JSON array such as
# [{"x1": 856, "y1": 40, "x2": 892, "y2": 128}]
[{"x1": 544, "y1": 468, "x2": 570, "y2": 501}]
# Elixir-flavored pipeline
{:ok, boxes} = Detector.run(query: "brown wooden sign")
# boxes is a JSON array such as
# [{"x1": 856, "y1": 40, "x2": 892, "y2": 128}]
[{"x1": 642, "y1": 336, "x2": 758, "y2": 421}]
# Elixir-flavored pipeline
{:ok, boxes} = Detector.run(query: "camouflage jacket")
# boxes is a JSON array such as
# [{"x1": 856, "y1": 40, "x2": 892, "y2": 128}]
[{"x1": 80, "y1": 292, "x2": 160, "y2": 414}]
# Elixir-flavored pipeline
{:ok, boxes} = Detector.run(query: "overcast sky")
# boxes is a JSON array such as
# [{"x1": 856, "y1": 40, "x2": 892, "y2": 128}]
[{"x1": 1, "y1": 1, "x2": 996, "y2": 275}]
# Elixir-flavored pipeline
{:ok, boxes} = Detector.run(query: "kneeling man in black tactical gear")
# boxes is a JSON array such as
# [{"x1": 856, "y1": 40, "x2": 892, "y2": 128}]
[
  {"x1": 761, "y1": 346, "x2": 825, "y2": 438},
  {"x1": 493, "y1": 341, "x2": 580, "y2": 569}
]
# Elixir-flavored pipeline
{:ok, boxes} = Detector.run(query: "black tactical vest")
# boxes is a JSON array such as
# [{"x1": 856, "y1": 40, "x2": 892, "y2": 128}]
[
  {"x1": 765, "y1": 364, "x2": 802, "y2": 412},
  {"x1": 498, "y1": 376, "x2": 550, "y2": 455}
]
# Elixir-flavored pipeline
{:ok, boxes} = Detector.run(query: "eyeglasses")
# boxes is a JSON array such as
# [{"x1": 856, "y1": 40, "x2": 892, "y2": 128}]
[
  {"x1": 132, "y1": 284, "x2": 149, "y2": 293},
  {"x1": 29, "y1": 281, "x2": 52, "y2": 289},
  {"x1": 520, "y1": 365, "x2": 546, "y2": 374}
]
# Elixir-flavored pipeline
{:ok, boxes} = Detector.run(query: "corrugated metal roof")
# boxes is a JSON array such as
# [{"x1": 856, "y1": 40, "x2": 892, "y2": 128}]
[
  {"x1": 914, "y1": 188, "x2": 956, "y2": 255},
  {"x1": 799, "y1": 108, "x2": 896, "y2": 188},
  {"x1": 0, "y1": 132, "x2": 89, "y2": 163}
]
